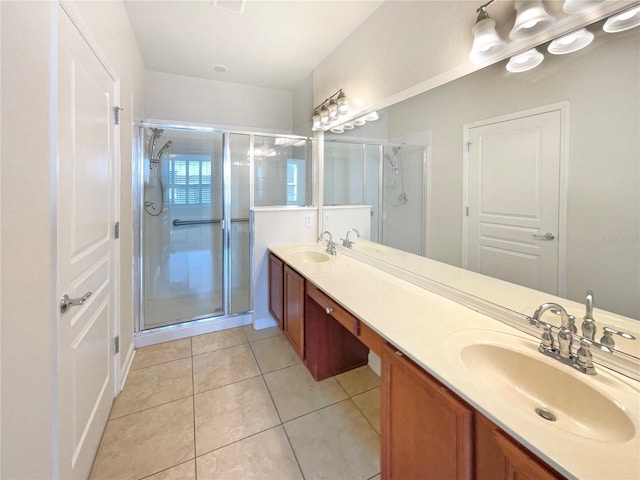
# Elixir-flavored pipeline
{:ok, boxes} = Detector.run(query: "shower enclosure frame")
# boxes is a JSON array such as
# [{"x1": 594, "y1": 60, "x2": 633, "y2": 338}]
[{"x1": 133, "y1": 122, "x2": 312, "y2": 343}]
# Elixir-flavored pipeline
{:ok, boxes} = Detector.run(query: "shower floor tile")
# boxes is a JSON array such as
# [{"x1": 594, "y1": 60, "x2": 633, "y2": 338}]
[{"x1": 91, "y1": 326, "x2": 381, "y2": 479}]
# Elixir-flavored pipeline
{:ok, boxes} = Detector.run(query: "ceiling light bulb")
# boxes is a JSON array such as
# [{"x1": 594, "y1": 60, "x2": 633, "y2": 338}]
[
  {"x1": 469, "y1": 17, "x2": 506, "y2": 64},
  {"x1": 604, "y1": 6, "x2": 640, "y2": 33},
  {"x1": 548, "y1": 28, "x2": 594, "y2": 54},
  {"x1": 510, "y1": 0, "x2": 556, "y2": 40},
  {"x1": 506, "y1": 48, "x2": 544, "y2": 72}
]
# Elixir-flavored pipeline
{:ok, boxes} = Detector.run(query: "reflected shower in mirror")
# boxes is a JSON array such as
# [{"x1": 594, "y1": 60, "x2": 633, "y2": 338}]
[{"x1": 321, "y1": 19, "x2": 639, "y2": 348}]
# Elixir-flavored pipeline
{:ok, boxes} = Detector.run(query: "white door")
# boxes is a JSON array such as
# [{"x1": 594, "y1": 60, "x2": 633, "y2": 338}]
[
  {"x1": 57, "y1": 7, "x2": 117, "y2": 478},
  {"x1": 464, "y1": 107, "x2": 563, "y2": 295}
]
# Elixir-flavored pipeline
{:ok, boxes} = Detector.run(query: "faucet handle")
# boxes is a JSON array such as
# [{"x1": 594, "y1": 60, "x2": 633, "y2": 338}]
[
  {"x1": 576, "y1": 339, "x2": 596, "y2": 375},
  {"x1": 538, "y1": 323, "x2": 555, "y2": 353},
  {"x1": 600, "y1": 327, "x2": 637, "y2": 349}
]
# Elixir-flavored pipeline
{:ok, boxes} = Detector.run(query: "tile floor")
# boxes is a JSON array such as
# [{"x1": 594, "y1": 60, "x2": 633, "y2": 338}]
[{"x1": 90, "y1": 325, "x2": 381, "y2": 480}]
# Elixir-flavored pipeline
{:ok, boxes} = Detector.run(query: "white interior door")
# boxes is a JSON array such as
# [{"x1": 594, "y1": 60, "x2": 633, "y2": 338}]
[
  {"x1": 57, "y1": 7, "x2": 117, "y2": 478},
  {"x1": 464, "y1": 108, "x2": 563, "y2": 295}
]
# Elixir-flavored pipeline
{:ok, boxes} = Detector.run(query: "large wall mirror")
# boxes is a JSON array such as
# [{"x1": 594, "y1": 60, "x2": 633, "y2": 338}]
[{"x1": 321, "y1": 17, "x2": 639, "y2": 360}]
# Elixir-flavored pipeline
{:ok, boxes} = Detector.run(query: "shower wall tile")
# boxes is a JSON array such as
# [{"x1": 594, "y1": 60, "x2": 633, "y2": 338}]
[
  {"x1": 132, "y1": 338, "x2": 192, "y2": 370},
  {"x1": 192, "y1": 344, "x2": 261, "y2": 393},
  {"x1": 110, "y1": 357, "x2": 193, "y2": 419}
]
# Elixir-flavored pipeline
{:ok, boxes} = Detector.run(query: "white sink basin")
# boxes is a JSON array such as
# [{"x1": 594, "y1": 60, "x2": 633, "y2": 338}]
[
  {"x1": 293, "y1": 250, "x2": 330, "y2": 263},
  {"x1": 449, "y1": 330, "x2": 636, "y2": 444}
]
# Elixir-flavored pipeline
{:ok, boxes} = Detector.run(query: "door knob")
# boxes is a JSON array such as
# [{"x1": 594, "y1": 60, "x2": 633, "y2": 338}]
[
  {"x1": 60, "y1": 291, "x2": 92, "y2": 313},
  {"x1": 533, "y1": 232, "x2": 555, "y2": 241}
]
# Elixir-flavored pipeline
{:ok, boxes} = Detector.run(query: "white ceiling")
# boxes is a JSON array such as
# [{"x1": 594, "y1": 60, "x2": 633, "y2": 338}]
[{"x1": 124, "y1": 0, "x2": 385, "y2": 91}]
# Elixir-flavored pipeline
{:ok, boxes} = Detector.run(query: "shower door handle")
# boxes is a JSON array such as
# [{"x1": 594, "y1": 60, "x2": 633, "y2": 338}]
[{"x1": 60, "y1": 291, "x2": 92, "y2": 313}]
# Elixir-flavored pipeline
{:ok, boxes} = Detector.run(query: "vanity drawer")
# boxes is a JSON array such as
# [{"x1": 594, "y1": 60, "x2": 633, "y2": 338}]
[{"x1": 306, "y1": 283, "x2": 382, "y2": 356}]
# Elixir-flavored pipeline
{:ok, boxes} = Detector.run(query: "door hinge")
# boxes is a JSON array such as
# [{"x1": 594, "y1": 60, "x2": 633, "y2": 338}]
[
  {"x1": 113, "y1": 106, "x2": 124, "y2": 125},
  {"x1": 466, "y1": 206, "x2": 469, "y2": 216},
  {"x1": 114, "y1": 336, "x2": 120, "y2": 354},
  {"x1": 114, "y1": 221, "x2": 120, "y2": 239},
  {"x1": 466, "y1": 142, "x2": 471, "y2": 153}
]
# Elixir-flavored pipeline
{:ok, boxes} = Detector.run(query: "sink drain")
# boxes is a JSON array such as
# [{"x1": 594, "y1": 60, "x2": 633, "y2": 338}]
[{"x1": 535, "y1": 407, "x2": 557, "y2": 422}]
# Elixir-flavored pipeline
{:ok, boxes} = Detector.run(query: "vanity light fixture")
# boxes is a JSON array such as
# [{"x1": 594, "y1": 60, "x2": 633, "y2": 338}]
[
  {"x1": 363, "y1": 111, "x2": 379, "y2": 121},
  {"x1": 342, "y1": 122, "x2": 355, "y2": 131},
  {"x1": 506, "y1": 48, "x2": 544, "y2": 72},
  {"x1": 469, "y1": 0, "x2": 506, "y2": 64},
  {"x1": 312, "y1": 89, "x2": 350, "y2": 132},
  {"x1": 603, "y1": 5, "x2": 640, "y2": 33},
  {"x1": 548, "y1": 28, "x2": 594, "y2": 54},
  {"x1": 330, "y1": 125, "x2": 344, "y2": 134},
  {"x1": 510, "y1": 0, "x2": 556, "y2": 40}
]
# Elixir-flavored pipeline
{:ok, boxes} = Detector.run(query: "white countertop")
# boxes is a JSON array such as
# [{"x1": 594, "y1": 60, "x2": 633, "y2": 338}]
[{"x1": 270, "y1": 243, "x2": 640, "y2": 480}]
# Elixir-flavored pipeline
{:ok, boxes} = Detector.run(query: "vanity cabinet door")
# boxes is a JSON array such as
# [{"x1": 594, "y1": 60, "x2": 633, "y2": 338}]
[
  {"x1": 268, "y1": 253, "x2": 284, "y2": 329},
  {"x1": 475, "y1": 413, "x2": 564, "y2": 480},
  {"x1": 381, "y1": 342, "x2": 473, "y2": 480},
  {"x1": 284, "y1": 264, "x2": 305, "y2": 360}
]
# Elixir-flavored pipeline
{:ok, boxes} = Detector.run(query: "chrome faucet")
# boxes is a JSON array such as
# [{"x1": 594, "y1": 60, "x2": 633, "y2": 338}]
[
  {"x1": 581, "y1": 290, "x2": 597, "y2": 340},
  {"x1": 531, "y1": 302, "x2": 597, "y2": 374},
  {"x1": 318, "y1": 231, "x2": 337, "y2": 255},
  {"x1": 341, "y1": 228, "x2": 360, "y2": 248}
]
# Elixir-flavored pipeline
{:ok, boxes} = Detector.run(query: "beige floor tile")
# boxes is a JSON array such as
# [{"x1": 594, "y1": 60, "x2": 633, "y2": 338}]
[
  {"x1": 132, "y1": 338, "x2": 192, "y2": 370},
  {"x1": 143, "y1": 460, "x2": 196, "y2": 480},
  {"x1": 250, "y1": 335, "x2": 300, "y2": 374},
  {"x1": 243, "y1": 325, "x2": 282, "y2": 343},
  {"x1": 284, "y1": 400, "x2": 380, "y2": 480},
  {"x1": 90, "y1": 398, "x2": 194, "y2": 480},
  {"x1": 192, "y1": 327, "x2": 247, "y2": 356},
  {"x1": 196, "y1": 426, "x2": 303, "y2": 480},
  {"x1": 192, "y1": 344, "x2": 261, "y2": 393},
  {"x1": 352, "y1": 387, "x2": 381, "y2": 435},
  {"x1": 264, "y1": 364, "x2": 347, "y2": 422},
  {"x1": 335, "y1": 365, "x2": 381, "y2": 397},
  {"x1": 110, "y1": 357, "x2": 193, "y2": 419},
  {"x1": 194, "y1": 376, "x2": 280, "y2": 455}
]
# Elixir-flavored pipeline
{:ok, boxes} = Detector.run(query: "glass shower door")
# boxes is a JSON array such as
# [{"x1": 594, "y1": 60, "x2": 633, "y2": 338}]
[{"x1": 142, "y1": 128, "x2": 225, "y2": 329}]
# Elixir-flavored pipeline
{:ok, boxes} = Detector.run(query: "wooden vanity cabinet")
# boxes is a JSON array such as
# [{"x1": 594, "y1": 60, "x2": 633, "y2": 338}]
[
  {"x1": 304, "y1": 283, "x2": 370, "y2": 381},
  {"x1": 283, "y1": 264, "x2": 305, "y2": 360},
  {"x1": 381, "y1": 341, "x2": 473, "y2": 480},
  {"x1": 268, "y1": 253, "x2": 284, "y2": 329},
  {"x1": 475, "y1": 414, "x2": 564, "y2": 480}
]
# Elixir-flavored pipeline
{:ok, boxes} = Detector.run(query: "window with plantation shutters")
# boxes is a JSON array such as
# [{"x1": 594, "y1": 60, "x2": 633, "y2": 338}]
[{"x1": 167, "y1": 155, "x2": 212, "y2": 205}]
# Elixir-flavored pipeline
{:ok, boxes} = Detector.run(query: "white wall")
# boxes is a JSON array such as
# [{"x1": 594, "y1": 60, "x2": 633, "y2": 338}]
[
  {"x1": 1, "y1": 4, "x2": 56, "y2": 477},
  {"x1": 0, "y1": 1, "x2": 144, "y2": 477},
  {"x1": 252, "y1": 208, "x2": 319, "y2": 328},
  {"x1": 145, "y1": 70, "x2": 294, "y2": 133}
]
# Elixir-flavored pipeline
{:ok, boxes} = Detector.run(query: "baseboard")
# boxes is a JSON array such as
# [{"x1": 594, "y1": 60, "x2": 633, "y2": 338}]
[
  {"x1": 119, "y1": 342, "x2": 136, "y2": 392},
  {"x1": 252, "y1": 314, "x2": 278, "y2": 331}
]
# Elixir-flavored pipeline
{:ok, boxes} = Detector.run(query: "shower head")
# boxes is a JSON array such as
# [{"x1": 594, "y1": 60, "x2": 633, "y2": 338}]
[
  {"x1": 156, "y1": 140, "x2": 172, "y2": 159},
  {"x1": 385, "y1": 152, "x2": 400, "y2": 174},
  {"x1": 148, "y1": 128, "x2": 164, "y2": 161}
]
